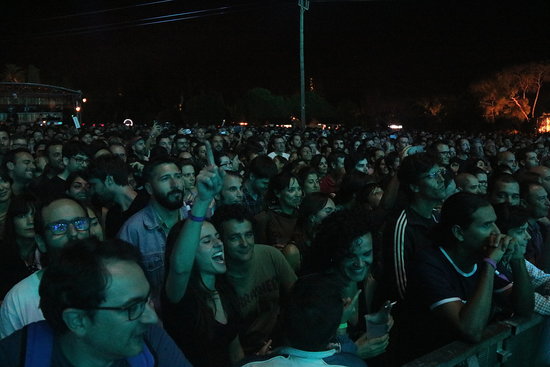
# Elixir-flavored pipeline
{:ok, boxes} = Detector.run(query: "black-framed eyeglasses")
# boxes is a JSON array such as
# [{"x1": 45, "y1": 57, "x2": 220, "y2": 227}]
[
  {"x1": 45, "y1": 217, "x2": 90, "y2": 235},
  {"x1": 71, "y1": 156, "x2": 90, "y2": 165},
  {"x1": 423, "y1": 168, "x2": 446, "y2": 179},
  {"x1": 87, "y1": 292, "x2": 153, "y2": 321}
]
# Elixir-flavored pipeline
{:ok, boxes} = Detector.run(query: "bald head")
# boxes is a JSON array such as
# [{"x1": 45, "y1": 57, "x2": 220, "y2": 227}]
[
  {"x1": 455, "y1": 173, "x2": 481, "y2": 194},
  {"x1": 530, "y1": 165, "x2": 550, "y2": 194}
]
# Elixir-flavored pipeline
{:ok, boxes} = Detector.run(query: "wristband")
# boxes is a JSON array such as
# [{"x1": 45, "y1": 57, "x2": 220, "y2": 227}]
[
  {"x1": 483, "y1": 257, "x2": 497, "y2": 269},
  {"x1": 188, "y1": 214, "x2": 206, "y2": 222},
  {"x1": 338, "y1": 322, "x2": 348, "y2": 329}
]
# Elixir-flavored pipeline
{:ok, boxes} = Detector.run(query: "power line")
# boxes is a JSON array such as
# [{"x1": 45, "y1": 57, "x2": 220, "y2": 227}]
[
  {"x1": 38, "y1": 0, "x2": 175, "y2": 21},
  {"x1": 11, "y1": 2, "x2": 276, "y2": 40}
]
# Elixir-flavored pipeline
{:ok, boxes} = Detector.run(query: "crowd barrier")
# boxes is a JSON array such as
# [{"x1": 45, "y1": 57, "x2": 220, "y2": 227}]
[{"x1": 403, "y1": 314, "x2": 546, "y2": 367}]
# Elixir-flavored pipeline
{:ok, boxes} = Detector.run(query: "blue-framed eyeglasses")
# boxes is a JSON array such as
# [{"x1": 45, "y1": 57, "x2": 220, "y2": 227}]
[{"x1": 46, "y1": 217, "x2": 90, "y2": 235}]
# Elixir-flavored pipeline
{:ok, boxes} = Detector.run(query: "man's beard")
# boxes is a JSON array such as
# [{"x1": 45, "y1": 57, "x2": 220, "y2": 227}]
[{"x1": 155, "y1": 189, "x2": 184, "y2": 210}]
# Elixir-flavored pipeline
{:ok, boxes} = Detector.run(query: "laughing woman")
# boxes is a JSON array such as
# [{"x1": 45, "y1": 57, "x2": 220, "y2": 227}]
[
  {"x1": 163, "y1": 165, "x2": 243, "y2": 367},
  {"x1": 254, "y1": 172, "x2": 303, "y2": 270}
]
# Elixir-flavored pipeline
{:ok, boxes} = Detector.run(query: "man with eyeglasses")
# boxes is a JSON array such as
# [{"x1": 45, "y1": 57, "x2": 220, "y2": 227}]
[
  {"x1": 0, "y1": 197, "x2": 91, "y2": 338},
  {"x1": 381, "y1": 153, "x2": 447, "y2": 302},
  {"x1": 0, "y1": 238, "x2": 192, "y2": 367},
  {"x1": 429, "y1": 140, "x2": 451, "y2": 168}
]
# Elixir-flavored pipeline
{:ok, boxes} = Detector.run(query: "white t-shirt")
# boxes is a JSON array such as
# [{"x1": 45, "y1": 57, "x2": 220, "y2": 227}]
[{"x1": 0, "y1": 271, "x2": 44, "y2": 338}]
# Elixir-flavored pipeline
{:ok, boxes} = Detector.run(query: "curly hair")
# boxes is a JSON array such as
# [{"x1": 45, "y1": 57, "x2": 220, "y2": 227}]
[{"x1": 307, "y1": 208, "x2": 373, "y2": 274}]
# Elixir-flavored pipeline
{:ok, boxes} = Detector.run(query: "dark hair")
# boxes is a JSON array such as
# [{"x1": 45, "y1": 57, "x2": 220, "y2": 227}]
[
  {"x1": 493, "y1": 204, "x2": 530, "y2": 234},
  {"x1": 327, "y1": 151, "x2": 346, "y2": 171},
  {"x1": 397, "y1": 153, "x2": 437, "y2": 195},
  {"x1": 5, "y1": 193, "x2": 38, "y2": 246},
  {"x1": 519, "y1": 179, "x2": 543, "y2": 200},
  {"x1": 211, "y1": 204, "x2": 255, "y2": 239},
  {"x1": 142, "y1": 157, "x2": 179, "y2": 183},
  {"x1": 334, "y1": 171, "x2": 371, "y2": 206},
  {"x1": 65, "y1": 171, "x2": 89, "y2": 192},
  {"x1": 433, "y1": 192, "x2": 491, "y2": 245},
  {"x1": 63, "y1": 141, "x2": 89, "y2": 159},
  {"x1": 87, "y1": 155, "x2": 129, "y2": 186},
  {"x1": 308, "y1": 208, "x2": 373, "y2": 273},
  {"x1": 39, "y1": 238, "x2": 142, "y2": 334},
  {"x1": 269, "y1": 134, "x2": 285, "y2": 151},
  {"x1": 310, "y1": 154, "x2": 325, "y2": 172},
  {"x1": 247, "y1": 155, "x2": 277, "y2": 180},
  {"x1": 264, "y1": 171, "x2": 301, "y2": 208},
  {"x1": 344, "y1": 152, "x2": 369, "y2": 174},
  {"x1": 297, "y1": 192, "x2": 331, "y2": 238},
  {"x1": 2, "y1": 148, "x2": 32, "y2": 170},
  {"x1": 281, "y1": 273, "x2": 344, "y2": 351},
  {"x1": 297, "y1": 166, "x2": 318, "y2": 187},
  {"x1": 488, "y1": 173, "x2": 518, "y2": 197}
]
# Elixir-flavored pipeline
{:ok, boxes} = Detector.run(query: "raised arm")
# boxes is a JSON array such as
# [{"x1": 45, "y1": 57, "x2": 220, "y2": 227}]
[{"x1": 165, "y1": 164, "x2": 223, "y2": 303}]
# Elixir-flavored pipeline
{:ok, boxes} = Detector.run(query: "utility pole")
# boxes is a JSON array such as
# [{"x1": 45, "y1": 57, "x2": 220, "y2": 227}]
[{"x1": 298, "y1": 0, "x2": 309, "y2": 130}]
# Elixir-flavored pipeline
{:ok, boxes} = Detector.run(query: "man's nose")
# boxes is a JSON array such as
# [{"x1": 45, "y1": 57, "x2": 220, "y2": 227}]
[
  {"x1": 141, "y1": 300, "x2": 159, "y2": 325},
  {"x1": 67, "y1": 223, "x2": 79, "y2": 238}
]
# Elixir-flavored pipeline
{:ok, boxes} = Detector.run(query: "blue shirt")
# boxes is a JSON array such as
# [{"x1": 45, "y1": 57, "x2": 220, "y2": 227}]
[{"x1": 118, "y1": 204, "x2": 188, "y2": 295}]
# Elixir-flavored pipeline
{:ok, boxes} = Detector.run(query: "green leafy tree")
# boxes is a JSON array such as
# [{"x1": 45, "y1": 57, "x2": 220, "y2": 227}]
[
  {"x1": 185, "y1": 93, "x2": 226, "y2": 125},
  {"x1": 243, "y1": 88, "x2": 289, "y2": 124}
]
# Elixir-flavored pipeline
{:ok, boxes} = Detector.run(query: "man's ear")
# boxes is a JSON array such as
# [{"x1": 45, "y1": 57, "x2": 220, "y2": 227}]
[
  {"x1": 6, "y1": 161, "x2": 14, "y2": 171},
  {"x1": 145, "y1": 182, "x2": 152, "y2": 196},
  {"x1": 451, "y1": 224, "x2": 464, "y2": 242},
  {"x1": 62, "y1": 308, "x2": 89, "y2": 337},
  {"x1": 105, "y1": 175, "x2": 115, "y2": 187},
  {"x1": 63, "y1": 157, "x2": 69, "y2": 167},
  {"x1": 409, "y1": 183, "x2": 420, "y2": 194}
]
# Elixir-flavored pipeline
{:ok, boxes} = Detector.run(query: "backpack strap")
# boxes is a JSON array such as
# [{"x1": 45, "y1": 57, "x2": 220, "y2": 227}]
[{"x1": 25, "y1": 321, "x2": 54, "y2": 367}]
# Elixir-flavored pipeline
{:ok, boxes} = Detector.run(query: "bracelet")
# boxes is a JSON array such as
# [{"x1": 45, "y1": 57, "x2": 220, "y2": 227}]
[
  {"x1": 188, "y1": 214, "x2": 206, "y2": 222},
  {"x1": 338, "y1": 322, "x2": 348, "y2": 329},
  {"x1": 483, "y1": 257, "x2": 497, "y2": 269}
]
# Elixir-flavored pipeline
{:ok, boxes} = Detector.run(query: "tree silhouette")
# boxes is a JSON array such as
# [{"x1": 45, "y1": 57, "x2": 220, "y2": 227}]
[{"x1": 470, "y1": 62, "x2": 550, "y2": 123}]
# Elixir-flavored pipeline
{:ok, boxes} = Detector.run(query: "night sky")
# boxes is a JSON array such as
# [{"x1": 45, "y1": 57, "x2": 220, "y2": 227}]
[{"x1": 2, "y1": 1, "x2": 550, "y2": 114}]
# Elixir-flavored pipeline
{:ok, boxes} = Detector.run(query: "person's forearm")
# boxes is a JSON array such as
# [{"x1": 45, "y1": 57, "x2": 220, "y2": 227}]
[
  {"x1": 510, "y1": 258, "x2": 534, "y2": 317},
  {"x1": 457, "y1": 263, "x2": 495, "y2": 341},
  {"x1": 166, "y1": 199, "x2": 209, "y2": 302}
]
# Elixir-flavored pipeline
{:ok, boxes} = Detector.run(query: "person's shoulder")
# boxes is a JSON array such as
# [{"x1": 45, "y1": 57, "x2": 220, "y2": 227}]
[
  {"x1": 118, "y1": 205, "x2": 153, "y2": 231},
  {"x1": 4, "y1": 271, "x2": 41, "y2": 298},
  {"x1": 144, "y1": 324, "x2": 193, "y2": 367},
  {"x1": 254, "y1": 244, "x2": 283, "y2": 259}
]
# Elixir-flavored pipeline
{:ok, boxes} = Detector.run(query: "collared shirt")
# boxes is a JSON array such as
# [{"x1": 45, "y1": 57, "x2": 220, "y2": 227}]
[
  {"x1": 502, "y1": 259, "x2": 550, "y2": 316},
  {"x1": 118, "y1": 204, "x2": 188, "y2": 295}
]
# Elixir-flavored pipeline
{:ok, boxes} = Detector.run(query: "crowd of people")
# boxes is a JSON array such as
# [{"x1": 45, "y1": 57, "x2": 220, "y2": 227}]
[{"x1": 0, "y1": 120, "x2": 548, "y2": 366}]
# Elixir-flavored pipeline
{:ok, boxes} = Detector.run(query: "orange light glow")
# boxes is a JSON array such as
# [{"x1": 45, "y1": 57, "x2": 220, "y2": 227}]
[
  {"x1": 539, "y1": 117, "x2": 550, "y2": 133},
  {"x1": 239, "y1": 122, "x2": 248, "y2": 126},
  {"x1": 75, "y1": 106, "x2": 81, "y2": 112}
]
